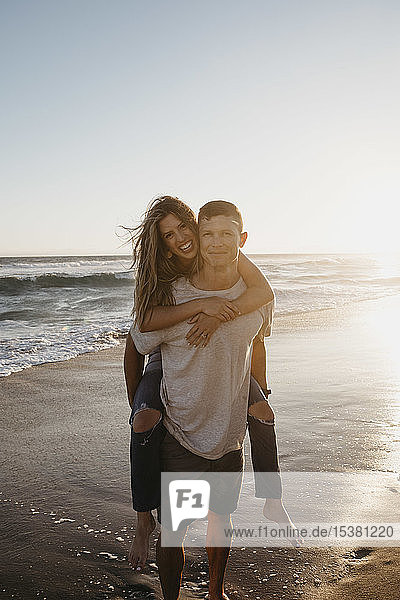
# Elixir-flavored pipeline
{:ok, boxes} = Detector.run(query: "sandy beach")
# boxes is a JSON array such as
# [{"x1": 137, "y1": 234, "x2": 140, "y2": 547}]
[{"x1": 1, "y1": 295, "x2": 399, "y2": 599}]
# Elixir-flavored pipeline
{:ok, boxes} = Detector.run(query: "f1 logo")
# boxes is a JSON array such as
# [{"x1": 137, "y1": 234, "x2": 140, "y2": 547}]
[{"x1": 169, "y1": 480, "x2": 210, "y2": 531}]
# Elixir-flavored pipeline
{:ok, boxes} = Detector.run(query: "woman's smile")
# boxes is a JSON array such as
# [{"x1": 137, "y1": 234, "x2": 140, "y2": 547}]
[{"x1": 179, "y1": 240, "x2": 194, "y2": 253}]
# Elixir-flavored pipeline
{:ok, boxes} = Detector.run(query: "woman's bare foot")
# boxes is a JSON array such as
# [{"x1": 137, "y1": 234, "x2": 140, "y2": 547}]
[
  {"x1": 128, "y1": 511, "x2": 156, "y2": 570},
  {"x1": 263, "y1": 498, "x2": 304, "y2": 548}
]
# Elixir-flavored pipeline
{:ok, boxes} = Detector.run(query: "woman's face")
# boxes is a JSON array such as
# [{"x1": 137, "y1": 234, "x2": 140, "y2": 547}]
[{"x1": 158, "y1": 213, "x2": 198, "y2": 265}]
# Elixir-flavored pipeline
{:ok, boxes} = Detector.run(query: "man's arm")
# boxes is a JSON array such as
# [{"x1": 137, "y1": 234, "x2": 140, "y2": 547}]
[
  {"x1": 124, "y1": 334, "x2": 145, "y2": 408},
  {"x1": 236, "y1": 251, "x2": 274, "y2": 314}
]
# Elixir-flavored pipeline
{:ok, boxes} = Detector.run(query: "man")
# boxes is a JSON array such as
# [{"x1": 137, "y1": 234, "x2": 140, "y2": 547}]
[{"x1": 130, "y1": 201, "x2": 274, "y2": 600}]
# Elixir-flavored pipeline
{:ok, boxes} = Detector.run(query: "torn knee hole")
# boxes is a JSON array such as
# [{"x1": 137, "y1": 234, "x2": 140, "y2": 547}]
[
  {"x1": 132, "y1": 409, "x2": 161, "y2": 433},
  {"x1": 248, "y1": 400, "x2": 274, "y2": 421}
]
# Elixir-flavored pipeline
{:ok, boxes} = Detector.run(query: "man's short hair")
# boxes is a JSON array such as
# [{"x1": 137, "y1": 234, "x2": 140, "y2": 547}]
[{"x1": 198, "y1": 201, "x2": 243, "y2": 234}]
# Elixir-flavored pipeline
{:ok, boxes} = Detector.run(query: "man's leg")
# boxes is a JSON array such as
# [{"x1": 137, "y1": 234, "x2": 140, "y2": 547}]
[
  {"x1": 206, "y1": 511, "x2": 232, "y2": 600},
  {"x1": 157, "y1": 431, "x2": 205, "y2": 599},
  {"x1": 206, "y1": 447, "x2": 243, "y2": 600},
  {"x1": 156, "y1": 525, "x2": 188, "y2": 600}
]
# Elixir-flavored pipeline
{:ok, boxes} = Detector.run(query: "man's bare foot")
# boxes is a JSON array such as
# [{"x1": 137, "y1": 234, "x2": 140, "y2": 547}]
[
  {"x1": 128, "y1": 511, "x2": 156, "y2": 571},
  {"x1": 263, "y1": 498, "x2": 304, "y2": 548},
  {"x1": 208, "y1": 594, "x2": 230, "y2": 600}
]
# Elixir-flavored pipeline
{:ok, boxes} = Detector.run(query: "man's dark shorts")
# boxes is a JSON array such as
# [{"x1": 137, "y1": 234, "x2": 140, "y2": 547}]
[{"x1": 159, "y1": 430, "x2": 244, "y2": 528}]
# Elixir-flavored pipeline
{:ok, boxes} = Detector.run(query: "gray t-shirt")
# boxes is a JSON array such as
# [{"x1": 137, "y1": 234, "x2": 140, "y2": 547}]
[{"x1": 130, "y1": 277, "x2": 273, "y2": 459}]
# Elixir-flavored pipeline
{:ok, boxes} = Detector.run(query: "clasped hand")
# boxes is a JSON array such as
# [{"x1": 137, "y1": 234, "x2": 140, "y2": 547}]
[{"x1": 186, "y1": 297, "x2": 240, "y2": 347}]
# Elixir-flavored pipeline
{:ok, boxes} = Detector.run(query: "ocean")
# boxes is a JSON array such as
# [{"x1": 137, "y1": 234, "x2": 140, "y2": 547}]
[{"x1": 1, "y1": 253, "x2": 399, "y2": 377}]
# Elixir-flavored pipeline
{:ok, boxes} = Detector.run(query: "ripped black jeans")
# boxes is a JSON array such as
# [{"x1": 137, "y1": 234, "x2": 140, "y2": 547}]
[{"x1": 129, "y1": 348, "x2": 282, "y2": 512}]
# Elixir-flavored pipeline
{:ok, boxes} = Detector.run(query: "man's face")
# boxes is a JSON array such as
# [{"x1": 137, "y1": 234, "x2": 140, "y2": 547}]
[{"x1": 198, "y1": 215, "x2": 247, "y2": 267}]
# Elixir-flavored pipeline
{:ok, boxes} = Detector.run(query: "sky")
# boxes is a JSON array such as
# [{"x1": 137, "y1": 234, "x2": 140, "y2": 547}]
[{"x1": 1, "y1": 0, "x2": 399, "y2": 255}]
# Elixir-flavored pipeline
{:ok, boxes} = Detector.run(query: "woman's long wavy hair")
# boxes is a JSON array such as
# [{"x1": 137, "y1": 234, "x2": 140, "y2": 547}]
[{"x1": 126, "y1": 196, "x2": 198, "y2": 327}]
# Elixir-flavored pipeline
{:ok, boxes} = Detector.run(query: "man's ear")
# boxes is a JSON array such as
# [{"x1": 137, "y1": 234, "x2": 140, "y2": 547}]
[{"x1": 239, "y1": 231, "x2": 248, "y2": 248}]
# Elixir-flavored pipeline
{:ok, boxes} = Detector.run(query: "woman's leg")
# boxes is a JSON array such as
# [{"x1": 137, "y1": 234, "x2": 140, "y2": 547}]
[
  {"x1": 130, "y1": 365, "x2": 164, "y2": 510},
  {"x1": 247, "y1": 376, "x2": 303, "y2": 547},
  {"x1": 247, "y1": 376, "x2": 282, "y2": 499},
  {"x1": 129, "y1": 352, "x2": 165, "y2": 569},
  {"x1": 129, "y1": 411, "x2": 164, "y2": 570}
]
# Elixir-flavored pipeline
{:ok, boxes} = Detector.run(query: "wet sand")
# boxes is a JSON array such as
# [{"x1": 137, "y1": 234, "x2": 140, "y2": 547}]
[{"x1": 1, "y1": 296, "x2": 399, "y2": 599}]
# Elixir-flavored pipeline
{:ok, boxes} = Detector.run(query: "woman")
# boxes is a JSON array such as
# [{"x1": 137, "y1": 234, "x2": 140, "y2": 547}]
[{"x1": 124, "y1": 196, "x2": 296, "y2": 570}]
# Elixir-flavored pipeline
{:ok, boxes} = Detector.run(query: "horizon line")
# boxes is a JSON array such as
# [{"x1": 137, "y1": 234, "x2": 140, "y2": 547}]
[{"x1": 1, "y1": 251, "x2": 397, "y2": 259}]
